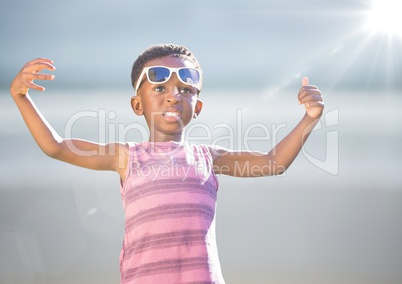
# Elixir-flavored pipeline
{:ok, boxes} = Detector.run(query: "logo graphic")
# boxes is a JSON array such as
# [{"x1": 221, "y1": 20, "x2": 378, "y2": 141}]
[{"x1": 302, "y1": 108, "x2": 339, "y2": 175}]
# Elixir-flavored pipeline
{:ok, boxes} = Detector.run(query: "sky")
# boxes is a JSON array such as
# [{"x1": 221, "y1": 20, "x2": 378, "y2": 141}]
[{"x1": 0, "y1": 0, "x2": 401, "y2": 92}]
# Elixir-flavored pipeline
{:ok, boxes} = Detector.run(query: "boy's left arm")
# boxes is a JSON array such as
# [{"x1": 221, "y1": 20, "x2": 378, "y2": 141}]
[{"x1": 211, "y1": 77, "x2": 324, "y2": 177}]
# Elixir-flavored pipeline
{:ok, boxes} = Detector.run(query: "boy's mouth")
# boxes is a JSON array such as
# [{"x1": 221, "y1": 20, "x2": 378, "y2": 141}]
[
  {"x1": 163, "y1": 111, "x2": 180, "y2": 117},
  {"x1": 162, "y1": 111, "x2": 182, "y2": 122}
]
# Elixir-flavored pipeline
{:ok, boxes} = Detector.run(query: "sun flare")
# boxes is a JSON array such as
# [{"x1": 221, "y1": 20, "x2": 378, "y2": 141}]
[{"x1": 366, "y1": 0, "x2": 402, "y2": 36}]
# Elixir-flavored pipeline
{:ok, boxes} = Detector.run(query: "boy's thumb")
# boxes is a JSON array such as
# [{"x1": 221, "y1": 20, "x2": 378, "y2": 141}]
[{"x1": 302, "y1": 77, "x2": 309, "y2": 86}]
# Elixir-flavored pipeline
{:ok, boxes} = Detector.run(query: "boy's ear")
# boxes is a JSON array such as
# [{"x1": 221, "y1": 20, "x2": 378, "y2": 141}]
[
  {"x1": 193, "y1": 99, "x2": 203, "y2": 118},
  {"x1": 131, "y1": 96, "x2": 144, "y2": 116}
]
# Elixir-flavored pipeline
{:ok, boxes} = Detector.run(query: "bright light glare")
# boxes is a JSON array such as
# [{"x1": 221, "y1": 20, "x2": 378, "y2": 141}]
[{"x1": 366, "y1": 0, "x2": 402, "y2": 36}]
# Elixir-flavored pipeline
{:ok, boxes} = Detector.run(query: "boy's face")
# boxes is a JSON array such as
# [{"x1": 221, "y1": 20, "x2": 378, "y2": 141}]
[{"x1": 131, "y1": 55, "x2": 202, "y2": 142}]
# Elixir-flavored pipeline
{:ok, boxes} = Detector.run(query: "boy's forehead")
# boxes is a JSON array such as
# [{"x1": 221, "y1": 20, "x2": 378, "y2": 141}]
[{"x1": 144, "y1": 55, "x2": 195, "y2": 68}]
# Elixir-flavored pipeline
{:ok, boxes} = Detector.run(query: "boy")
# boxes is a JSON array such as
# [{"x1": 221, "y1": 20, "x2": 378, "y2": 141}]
[{"x1": 10, "y1": 43, "x2": 324, "y2": 283}]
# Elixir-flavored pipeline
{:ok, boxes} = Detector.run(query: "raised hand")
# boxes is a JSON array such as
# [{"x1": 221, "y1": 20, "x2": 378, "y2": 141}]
[
  {"x1": 10, "y1": 58, "x2": 55, "y2": 98},
  {"x1": 298, "y1": 77, "x2": 324, "y2": 120}
]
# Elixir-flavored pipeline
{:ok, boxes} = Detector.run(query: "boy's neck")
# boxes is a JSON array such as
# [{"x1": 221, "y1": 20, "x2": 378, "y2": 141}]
[{"x1": 149, "y1": 132, "x2": 185, "y2": 143}]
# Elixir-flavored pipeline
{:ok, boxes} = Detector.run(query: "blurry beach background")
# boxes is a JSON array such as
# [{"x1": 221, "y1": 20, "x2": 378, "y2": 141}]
[{"x1": 1, "y1": 1, "x2": 402, "y2": 283}]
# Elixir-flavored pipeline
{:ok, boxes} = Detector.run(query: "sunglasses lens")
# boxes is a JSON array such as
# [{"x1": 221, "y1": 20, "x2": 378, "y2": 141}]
[
  {"x1": 178, "y1": 68, "x2": 200, "y2": 85},
  {"x1": 148, "y1": 67, "x2": 170, "y2": 83},
  {"x1": 146, "y1": 67, "x2": 201, "y2": 89}
]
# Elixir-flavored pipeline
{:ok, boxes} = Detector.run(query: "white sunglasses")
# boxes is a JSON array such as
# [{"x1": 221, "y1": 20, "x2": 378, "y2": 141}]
[{"x1": 135, "y1": 66, "x2": 203, "y2": 93}]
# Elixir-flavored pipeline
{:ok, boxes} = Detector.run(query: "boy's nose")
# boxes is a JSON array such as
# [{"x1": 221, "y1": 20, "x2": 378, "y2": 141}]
[
  {"x1": 166, "y1": 87, "x2": 181, "y2": 104},
  {"x1": 165, "y1": 74, "x2": 182, "y2": 104}
]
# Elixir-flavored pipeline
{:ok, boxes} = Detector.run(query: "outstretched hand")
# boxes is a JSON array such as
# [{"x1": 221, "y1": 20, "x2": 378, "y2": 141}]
[
  {"x1": 10, "y1": 58, "x2": 55, "y2": 98},
  {"x1": 298, "y1": 77, "x2": 324, "y2": 120}
]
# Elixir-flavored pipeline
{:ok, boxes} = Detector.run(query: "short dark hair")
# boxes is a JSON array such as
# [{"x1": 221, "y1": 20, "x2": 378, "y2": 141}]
[{"x1": 131, "y1": 43, "x2": 201, "y2": 90}]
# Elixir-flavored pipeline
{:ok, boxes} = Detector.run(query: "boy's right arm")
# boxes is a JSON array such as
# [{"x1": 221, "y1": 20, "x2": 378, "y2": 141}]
[{"x1": 10, "y1": 58, "x2": 128, "y2": 178}]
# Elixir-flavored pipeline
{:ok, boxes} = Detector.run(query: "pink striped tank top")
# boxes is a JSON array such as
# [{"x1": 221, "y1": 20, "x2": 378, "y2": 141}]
[{"x1": 120, "y1": 141, "x2": 225, "y2": 284}]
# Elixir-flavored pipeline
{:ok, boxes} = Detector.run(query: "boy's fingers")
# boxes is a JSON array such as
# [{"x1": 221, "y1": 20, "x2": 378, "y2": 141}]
[
  {"x1": 29, "y1": 82, "x2": 46, "y2": 91},
  {"x1": 302, "y1": 77, "x2": 309, "y2": 86},
  {"x1": 298, "y1": 89, "x2": 320, "y2": 104},
  {"x1": 21, "y1": 73, "x2": 54, "y2": 84},
  {"x1": 300, "y1": 93, "x2": 323, "y2": 103},
  {"x1": 32, "y1": 73, "x2": 55, "y2": 81},
  {"x1": 299, "y1": 92, "x2": 323, "y2": 106},
  {"x1": 28, "y1": 58, "x2": 54, "y2": 65},
  {"x1": 20, "y1": 77, "x2": 45, "y2": 91},
  {"x1": 25, "y1": 62, "x2": 56, "y2": 72},
  {"x1": 17, "y1": 73, "x2": 55, "y2": 93}
]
